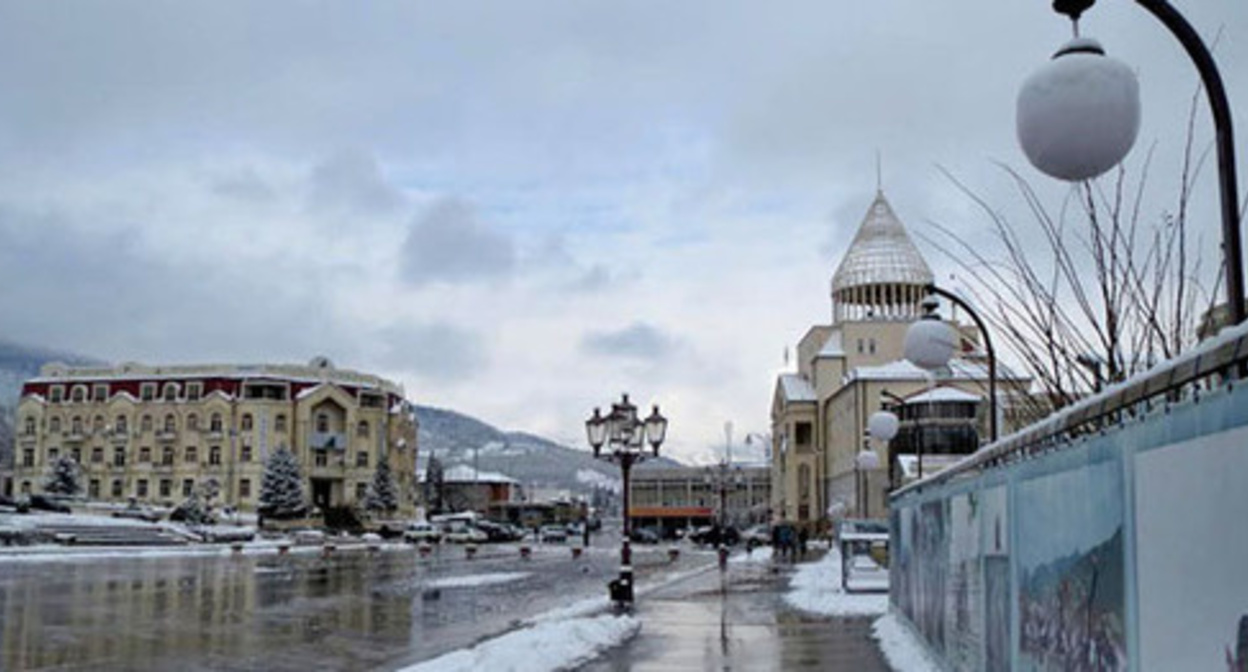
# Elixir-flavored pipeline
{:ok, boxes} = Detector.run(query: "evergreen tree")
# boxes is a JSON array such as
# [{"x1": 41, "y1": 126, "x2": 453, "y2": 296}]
[
  {"x1": 43, "y1": 455, "x2": 82, "y2": 496},
  {"x1": 364, "y1": 458, "x2": 399, "y2": 513},
  {"x1": 174, "y1": 491, "x2": 212, "y2": 525},
  {"x1": 259, "y1": 447, "x2": 306, "y2": 519}
]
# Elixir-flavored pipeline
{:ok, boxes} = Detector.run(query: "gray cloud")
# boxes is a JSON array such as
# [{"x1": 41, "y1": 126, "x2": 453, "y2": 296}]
[
  {"x1": 377, "y1": 322, "x2": 486, "y2": 382},
  {"x1": 581, "y1": 322, "x2": 678, "y2": 362},
  {"x1": 307, "y1": 149, "x2": 404, "y2": 214},
  {"x1": 400, "y1": 198, "x2": 517, "y2": 287}
]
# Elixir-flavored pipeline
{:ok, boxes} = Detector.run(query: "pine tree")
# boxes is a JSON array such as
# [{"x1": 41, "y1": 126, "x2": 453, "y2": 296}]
[
  {"x1": 259, "y1": 447, "x2": 306, "y2": 519},
  {"x1": 43, "y1": 455, "x2": 82, "y2": 496},
  {"x1": 175, "y1": 491, "x2": 212, "y2": 526},
  {"x1": 364, "y1": 458, "x2": 399, "y2": 513}
]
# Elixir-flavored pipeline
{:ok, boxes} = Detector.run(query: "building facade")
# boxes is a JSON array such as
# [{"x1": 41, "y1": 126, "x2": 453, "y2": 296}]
[
  {"x1": 771, "y1": 191, "x2": 1032, "y2": 529},
  {"x1": 629, "y1": 462, "x2": 771, "y2": 538},
  {"x1": 11, "y1": 358, "x2": 418, "y2": 515}
]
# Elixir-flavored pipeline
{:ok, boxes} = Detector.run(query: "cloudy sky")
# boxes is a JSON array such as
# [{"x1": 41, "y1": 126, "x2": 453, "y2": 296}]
[{"x1": 0, "y1": 2, "x2": 1243, "y2": 463}]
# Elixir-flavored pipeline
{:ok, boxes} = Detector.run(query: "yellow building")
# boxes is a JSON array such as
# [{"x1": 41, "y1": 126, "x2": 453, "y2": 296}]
[
  {"x1": 11, "y1": 357, "x2": 418, "y2": 515},
  {"x1": 770, "y1": 191, "x2": 1030, "y2": 529}
]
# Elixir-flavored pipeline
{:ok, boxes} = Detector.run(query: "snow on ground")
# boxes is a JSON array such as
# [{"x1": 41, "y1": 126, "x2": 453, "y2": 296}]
[
  {"x1": 400, "y1": 613, "x2": 639, "y2": 672},
  {"x1": 424, "y1": 572, "x2": 529, "y2": 590},
  {"x1": 871, "y1": 612, "x2": 942, "y2": 672},
  {"x1": 783, "y1": 548, "x2": 889, "y2": 617},
  {"x1": 729, "y1": 545, "x2": 773, "y2": 564}
]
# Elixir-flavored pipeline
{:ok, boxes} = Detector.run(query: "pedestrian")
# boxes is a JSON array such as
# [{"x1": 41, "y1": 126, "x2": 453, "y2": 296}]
[
  {"x1": 798, "y1": 527, "x2": 809, "y2": 559},
  {"x1": 582, "y1": 520, "x2": 591, "y2": 547}
]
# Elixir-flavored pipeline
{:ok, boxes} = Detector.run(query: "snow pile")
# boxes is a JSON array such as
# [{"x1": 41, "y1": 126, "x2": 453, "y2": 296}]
[
  {"x1": 783, "y1": 549, "x2": 888, "y2": 617},
  {"x1": 574, "y1": 469, "x2": 619, "y2": 492},
  {"x1": 400, "y1": 613, "x2": 639, "y2": 672},
  {"x1": 425, "y1": 572, "x2": 528, "y2": 590},
  {"x1": 729, "y1": 545, "x2": 773, "y2": 564},
  {"x1": 871, "y1": 612, "x2": 941, "y2": 672}
]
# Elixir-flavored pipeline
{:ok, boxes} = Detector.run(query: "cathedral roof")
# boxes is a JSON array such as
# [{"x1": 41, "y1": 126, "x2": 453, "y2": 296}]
[{"x1": 831, "y1": 191, "x2": 933, "y2": 294}]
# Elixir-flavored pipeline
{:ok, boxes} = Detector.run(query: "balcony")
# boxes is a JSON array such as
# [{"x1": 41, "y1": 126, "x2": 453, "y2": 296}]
[
  {"x1": 155, "y1": 431, "x2": 177, "y2": 443},
  {"x1": 309, "y1": 432, "x2": 347, "y2": 451},
  {"x1": 64, "y1": 431, "x2": 87, "y2": 444}
]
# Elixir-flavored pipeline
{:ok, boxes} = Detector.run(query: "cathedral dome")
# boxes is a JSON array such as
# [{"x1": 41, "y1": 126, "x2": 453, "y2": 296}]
[{"x1": 831, "y1": 192, "x2": 933, "y2": 322}]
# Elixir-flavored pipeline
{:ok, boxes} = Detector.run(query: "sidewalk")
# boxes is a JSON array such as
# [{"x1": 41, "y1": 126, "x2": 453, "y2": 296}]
[{"x1": 579, "y1": 550, "x2": 892, "y2": 671}]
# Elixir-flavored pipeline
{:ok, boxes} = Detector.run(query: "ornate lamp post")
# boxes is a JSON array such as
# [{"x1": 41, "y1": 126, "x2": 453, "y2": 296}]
[
  {"x1": 1017, "y1": 0, "x2": 1243, "y2": 327},
  {"x1": 586, "y1": 393, "x2": 667, "y2": 609},
  {"x1": 904, "y1": 286, "x2": 1000, "y2": 444}
]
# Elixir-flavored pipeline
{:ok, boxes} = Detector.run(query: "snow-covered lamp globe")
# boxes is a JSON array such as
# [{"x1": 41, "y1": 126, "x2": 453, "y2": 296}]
[
  {"x1": 1017, "y1": 37, "x2": 1140, "y2": 181},
  {"x1": 867, "y1": 410, "x2": 899, "y2": 443},
  {"x1": 904, "y1": 314, "x2": 958, "y2": 371}
]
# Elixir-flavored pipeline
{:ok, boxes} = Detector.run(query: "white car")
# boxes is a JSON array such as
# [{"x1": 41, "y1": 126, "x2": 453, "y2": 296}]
[
  {"x1": 539, "y1": 525, "x2": 568, "y2": 543},
  {"x1": 404, "y1": 522, "x2": 442, "y2": 544},
  {"x1": 443, "y1": 526, "x2": 488, "y2": 544}
]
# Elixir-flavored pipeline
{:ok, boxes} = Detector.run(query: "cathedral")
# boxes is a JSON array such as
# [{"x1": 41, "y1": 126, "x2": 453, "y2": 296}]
[{"x1": 769, "y1": 190, "x2": 1030, "y2": 529}]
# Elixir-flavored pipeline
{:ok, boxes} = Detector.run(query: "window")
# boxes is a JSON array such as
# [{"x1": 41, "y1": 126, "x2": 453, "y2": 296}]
[
  {"x1": 162, "y1": 383, "x2": 179, "y2": 401},
  {"x1": 139, "y1": 447, "x2": 151, "y2": 462},
  {"x1": 239, "y1": 479, "x2": 251, "y2": 498},
  {"x1": 71, "y1": 448, "x2": 82, "y2": 463},
  {"x1": 162, "y1": 447, "x2": 175, "y2": 466},
  {"x1": 137, "y1": 479, "x2": 149, "y2": 498},
  {"x1": 49, "y1": 416, "x2": 61, "y2": 433},
  {"x1": 185, "y1": 446, "x2": 198, "y2": 464},
  {"x1": 315, "y1": 450, "x2": 328, "y2": 467},
  {"x1": 857, "y1": 339, "x2": 864, "y2": 354},
  {"x1": 71, "y1": 386, "x2": 87, "y2": 403},
  {"x1": 93, "y1": 415, "x2": 105, "y2": 433},
  {"x1": 794, "y1": 422, "x2": 812, "y2": 447},
  {"x1": 869, "y1": 338, "x2": 876, "y2": 355},
  {"x1": 113, "y1": 448, "x2": 125, "y2": 467},
  {"x1": 22, "y1": 449, "x2": 33, "y2": 467},
  {"x1": 111, "y1": 479, "x2": 123, "y2": 497},
  {"x1": 89, "y1": 479, "x2": 100, "y2": 498},
  {"x1": 159, "y1": 479, "x2": 171, "y2": 498},
  {"x1": 316, "y1": 413, "x2": 329, "y2": 433},
  {"x1": 49, "y1": 386, "x2": 64, "y2": 403},
  {"x1": 140, "y1": 383, "x2": 156, "y2": 401},
  {"x1": 187, "y1": 414, "x2": 199, "y2": 431},
  {"x1": 241, "y1": 414, "x2": 253, "y2": 431},
  {"x1": 92, "y1": 384, "x2": 109, "y2": 402},
  {"x1": 356, "y1": 482, "x2": 368, "y2": 501},
  {"x1": 275, "y1": 414, "x2": 287, "y2": 432},
  {"x1": 71, "y1": 416, "x2": 83, "y2": 435},
  {"x1": 163, "y1": 414, "x2": 176, "y2": 433},
  {"x1": 115, "y1": 416, "x2": 127, "y2": 434},
  {"x1": 141, "y1": 415, "x2": 153, "y2": 432},
  {"x1": 22, "y1": 416, "x2": 35, "y2": 436},
  {"x1": 20, "y1": 481, "x2": 30, "y2": 494},
  {"x1": 47, "y1": 448, "x2": 59, "y2": 462},
  {"x1": 210, "y1": 413, "x2": 223, "y2": 433},
  {"x1": 356, "y1": 451, "x2": 369, "y2": 468},
  {"x1": 240, "y1": 445, "x2": 252, "y2": 463},
  {"x1": 186, "y1": 383, "x2": 202, "y2": 401},
  {"x1": 209, "y1": 446, "x2": 221, "y2": 465},
  {"x1": 92, "y1": 447, "x2": 104, "y2": 463},
  {"x1": 182, "y1": 479, "x2": 194, "y2": 497},
  {"x1": 356, "y1": 420, "x2": 369, "y2": 438}
]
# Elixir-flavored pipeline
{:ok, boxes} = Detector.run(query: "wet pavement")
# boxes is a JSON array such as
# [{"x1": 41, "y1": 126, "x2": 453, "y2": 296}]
[
  {"x1": 0, "y1": 540, "x2": 712, "y2": 671},
  {"x1": 580, "y1": 553, "x2": 891, "y2": 672}
]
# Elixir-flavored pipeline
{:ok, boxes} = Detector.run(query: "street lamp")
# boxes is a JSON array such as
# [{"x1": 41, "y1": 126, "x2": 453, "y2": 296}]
[
  {"x1": 1017, "y1": 0, "x2": 1243, "y2": 327},
  {"x1": 854, "y1": 443, "x2": 881, "y2": 518},
  {"x1": 585, "y1": 393, "x2": 667, "y2": 609},
  {"x1": 904, "y1": 285, "x2": 1000, "y2": 443}
]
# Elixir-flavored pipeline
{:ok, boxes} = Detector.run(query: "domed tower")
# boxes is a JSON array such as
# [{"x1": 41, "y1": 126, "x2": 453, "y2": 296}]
[{"x1": 830, "y1": 191, "x2": 933, "y2": 323}]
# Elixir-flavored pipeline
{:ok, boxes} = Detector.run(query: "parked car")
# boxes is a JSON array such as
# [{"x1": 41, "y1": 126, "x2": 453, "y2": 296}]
[
  {"x1": 404, "y1": 522, "x2": 442, "y2": 544},
  {"x1": 742, "y1": 524, "x2": 771, "y2": 547},
  {"x1": 629, "y1": 527, "x2": 660, "y2": 544},
  {"x1": 443, "y1": 525, "x2": 488, "y2": 544},
  {"x1": 28, "y1": 495, "x2": 72, "y2": 514},
  {"x1": 113, "y1": 503, "x2": 163, "y2": 522},
  {"x1": 539, "y1": 524, "x2": 568, "y2": 543},
  {"x1": 476, "y1": 520, "x2": 524, "y2": 542}
]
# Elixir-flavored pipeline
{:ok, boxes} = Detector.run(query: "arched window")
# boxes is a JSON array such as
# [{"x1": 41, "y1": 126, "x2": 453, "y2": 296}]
[
  {"x1": 93, "y1": 415, "x2": 105, "y2": 433},
  {"x1": 163, "y1": 414, "x2": 176, "y2": 433},
  {"x1": 316, "y1": 413, "x2": 329, "y2": 433},
  {"x1": 115, "y1": 416, "x2": 128, "y2": 434},
  {"x1": 71, "y1": 416, "x2": 83, "y2": 435},
  {"x1": 241, "y1": 414, "x2": 254, "y2": 431},
  {"x1": 186, "y1": 413, "x2": 198, "y2": 431},
  {"x1": 141, "y1": 415, "x2": 153, "y2": 432},
  {"x1": 210, "y1": 413, "x2": 223, "y2": 433},
  {"x1": 71, "y1": 386, "x2": 87, "y2": 403},
  {"x1": 162, "y1": 383, "x2": 179, "y2": 401},
  {"x1": 49, "y1": 416, "x2": 62, "y2": 434},
  {"x1": 22, "y1": 416, "x2": 35, "y2": 436},
  {"x1": 356, "y1": 420, "x2": 369, "y2": 438},
  {"x1": 275, "y1": 414, "x2": 287, "y2": 433}
]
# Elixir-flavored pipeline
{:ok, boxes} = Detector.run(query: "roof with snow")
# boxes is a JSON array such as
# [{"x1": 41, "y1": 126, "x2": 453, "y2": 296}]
[
  {"x1": 851, "y1": 358, "x2": 993, "y2": 382},
  {"x1": 779, "y1": 374, "x2": 816, "y2": 402},
  {"x1": 818, "y1": 330, "x2": 845, "y2": 357},
  {"x1": 905, "y1": 386, "x2": 982, "y2": 404},
  {"x1": 442, "y1": 465, "x2": 518, "y2": 484},
  {"x1": 831, "y1": 192, "x2": 933, "y2": 294}
]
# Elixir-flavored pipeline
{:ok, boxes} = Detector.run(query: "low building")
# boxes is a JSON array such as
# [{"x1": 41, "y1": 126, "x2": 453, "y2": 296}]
[
  {"x1": 11, "y1": 358, "x2": 418, "y2": 515},
  {"x1": 440, "y1": 465, "x2": 520, "y2": 512},
  {"x1": 628, "y1": 462, "x2": 771, "y2": 538}
]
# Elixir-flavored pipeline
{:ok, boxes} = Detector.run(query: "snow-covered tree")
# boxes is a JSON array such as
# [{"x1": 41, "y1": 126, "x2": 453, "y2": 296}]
[
  {"x1": 173, "y1": 492, "x2": 212, "y2": 525},
  {"x1": 43, "y1": 455, "x2": 81, "y2": 496},
  {"x1": 364, "y1": 458, "x2": 399, "y2": 513},
  {"x1": 259, "y1": 447, "x2": 305, "y2": 519}
]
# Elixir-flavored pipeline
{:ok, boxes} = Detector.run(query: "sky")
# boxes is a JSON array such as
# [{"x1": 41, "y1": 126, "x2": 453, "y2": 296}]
[{"x1": 0, "y1": 2, "x2": 1243, "y2": 464}]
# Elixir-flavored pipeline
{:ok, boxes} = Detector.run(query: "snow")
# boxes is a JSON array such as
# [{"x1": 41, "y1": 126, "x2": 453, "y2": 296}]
[
  {"x1": 400, "y1": 613, "x2": 639, "y2": 672},
  {"x1": 442, "y1": 465, "x2": 517, "y2": 484},
  {"x1": 424, "y1": 572, "x2": 529, "y2": 590},
  {"x1": 783, "y1": 548, "x2": 888, "y2": 617},
  {"x1": 871, "y1": 612, "x2": 942, "y2": 672},
  {"x1": 729, "y1": 545, "x2": 773, "y2": 564},
  {"x1": 905, "y1": 386, "x2": 981, "y2": 404},
  {"x1": 574, "y1": 469, "x2": 619, "y2": 491}
]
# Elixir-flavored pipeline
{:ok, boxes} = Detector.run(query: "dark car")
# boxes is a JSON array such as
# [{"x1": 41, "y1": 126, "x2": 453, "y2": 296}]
[
  {"x1": 28, "y1": 495, "x2": 72, "y2": 514},
  {"x1": 477, "y1": 520, "x2": 524, "y2": 542},
  {"x1": 629, "y1": 527, "x2": 660, "y2": 544}
]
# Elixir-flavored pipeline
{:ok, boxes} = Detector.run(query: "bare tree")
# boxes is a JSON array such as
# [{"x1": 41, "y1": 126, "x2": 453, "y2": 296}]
[{"x1": 924, "y1": 87, "x2": 1217, "y2": 415}]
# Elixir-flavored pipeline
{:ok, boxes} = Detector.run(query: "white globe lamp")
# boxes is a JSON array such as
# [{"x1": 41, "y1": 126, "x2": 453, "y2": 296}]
[
  {"x1": 1017, "y1": 37, "x2": 1140, "y2": 182},
  {"x1": 904, "y1": 317, "x2": 958, "y2": 371},
  {"x1": 867, "y1": 410, "x2": 900, "y2": 442}
]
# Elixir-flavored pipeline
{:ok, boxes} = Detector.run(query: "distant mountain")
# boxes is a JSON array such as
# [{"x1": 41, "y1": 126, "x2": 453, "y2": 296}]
[
  {"x1": 0, "y1": 340, "x2": 101, "y2": 468},
  {"x1": 415, "y1": 405, "x2": 683, "y2": 497}
]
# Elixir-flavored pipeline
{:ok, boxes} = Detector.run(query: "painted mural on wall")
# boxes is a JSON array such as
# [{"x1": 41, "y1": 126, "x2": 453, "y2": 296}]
[
  {"x1": 980, "y1": 486, "x2": 1009, "y2": 671},
  {"x1": 914, "y1": 498, "x2": 949, "y2": 656},
  {"x1": 1016, "y1": 459, "x2": 1126, "y2": 671},
  {"x1": 1134, "y1": 425, "x2": 1248, "y2": 670},
  {"x1": 946, "y1": 492, "x2": 984, "y2": 670}
]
